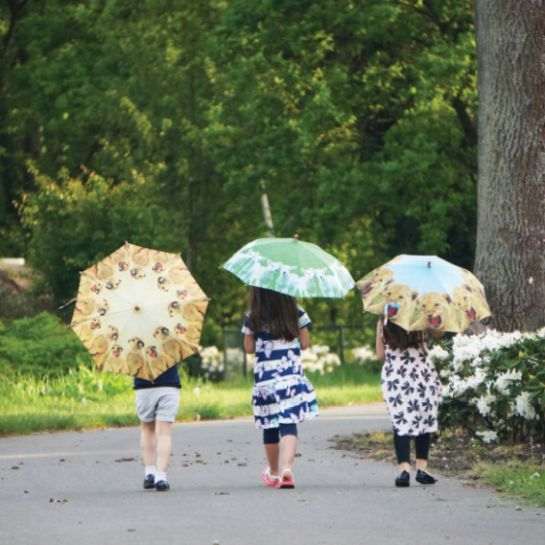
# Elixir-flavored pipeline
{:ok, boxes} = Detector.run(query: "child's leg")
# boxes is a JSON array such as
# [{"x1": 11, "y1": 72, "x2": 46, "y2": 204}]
[
  {"x1": 156, "y1": 421, "x2": 173, "y2": 475},
  {"x1": 153, "y1": 388, "x2": 180, "y2": 484},
  {"x1": 393, "y1": 432, "x2": 411, "y2": 472},
  {"x1": 278, "y1": 423, "x2": 298, "y2": 473},
  {"x1": 136, "y1": 389, "x2": 157, "y2": 475},
  {"x1": 263, "y1": 428, "x2": 280, "y2": 475},
  {"x1": 415, "y1": 433, "x2": 431, "y2": 470},
  {"x1": 140, "y1": 421, "x2": 157, "y2": 470}
]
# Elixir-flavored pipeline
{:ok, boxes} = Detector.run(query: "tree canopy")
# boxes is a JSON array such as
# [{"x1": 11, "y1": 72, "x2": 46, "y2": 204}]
[{"x1": 0, "y1": 0, "x2": 478, "y2": 337}]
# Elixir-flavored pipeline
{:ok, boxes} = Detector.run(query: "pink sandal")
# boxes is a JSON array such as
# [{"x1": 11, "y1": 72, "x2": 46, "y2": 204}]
[
  {"x1": 261, "y1": 468, "x2": 280, "y2": 488},
  {"x1": 276, "y1": 469, "x2": 295, "y2": 489}
]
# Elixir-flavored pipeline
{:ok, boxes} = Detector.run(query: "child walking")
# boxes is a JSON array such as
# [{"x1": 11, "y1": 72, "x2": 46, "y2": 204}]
[
  {"x1": 242, "y1": 287, "x2": 318, "y2": 489},
  {"x1": 376, "y1": 316, "x2": 441, "y2": 487},
  {"x1": 134, "y1": 364, "x2": 181, "y2": 491}
]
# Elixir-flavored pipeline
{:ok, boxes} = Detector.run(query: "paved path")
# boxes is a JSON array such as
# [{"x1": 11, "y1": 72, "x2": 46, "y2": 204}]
[{"x1": 1, "y1": 405, "x2": 543, "y2": 545}]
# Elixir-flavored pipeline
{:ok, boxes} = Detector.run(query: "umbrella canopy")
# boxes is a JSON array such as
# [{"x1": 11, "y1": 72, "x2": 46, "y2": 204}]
[
  {"x1": 71, "y1": 242, "x2": 208, "y2": 380},
  {"x1": 222, "y1": 237, "x2": 354, "y2": 298},
  {"x1": 357, "y1": 254, "x2": 491, "y2": 333}
]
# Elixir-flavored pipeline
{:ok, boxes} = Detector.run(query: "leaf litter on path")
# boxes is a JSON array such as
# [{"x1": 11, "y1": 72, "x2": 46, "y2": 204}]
[{"x1": 49, "y1": 497, "x2": 68, "y2": 504}]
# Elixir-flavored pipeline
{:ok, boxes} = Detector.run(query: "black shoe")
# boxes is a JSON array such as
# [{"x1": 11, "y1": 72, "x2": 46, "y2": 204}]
[
  {"x1": 416, "y1": 469, "x2": 437, "y2": 485},
  {"x1": 395, "y1": 470, "x2": 410, "y2": 488},
  {"x1": 155, "y1": 480, "x2": 170, "y2": 492},
  {"x1": 143, "y1": 474, "x2": 155, "y2": 490}
]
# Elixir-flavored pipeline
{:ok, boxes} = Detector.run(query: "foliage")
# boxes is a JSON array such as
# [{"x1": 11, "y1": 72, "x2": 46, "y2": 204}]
[
  {"x1": 20, "y1": 167, "x2": 179, "y2": 303},
  {"x1": 301, "y1": 344, "x2": 342, "y2": 374},
  {"x1": 0, "y1": 363, "x2": 381, "y2": 436},
  {"x1": 431, "y1": 329, "x2": 545, "y2": 443},
  {"x1": 199, "y1": 342, "x2": 377, "y2": 377},
  {"x1": 0, "y1": 312, "x2": 91, "y2": 378},
  {"x1": 208, "y1": 0, "x2": 477, "y2": 267},
  {"x1": 0, "y1": 311, "x2": 382, "y2": 436},
  {"x1": 481, "y1": 463, "x2": 545, "y2": 508},
  {"x1": 1, "y1": 1, "x2": 478, "y2": 342},
  {"x1": 350, "y1": 345, "x2": 382, "y2": 372},
  {"x1": 199, "y1": 345, "x2": 226, "y2": 381}
]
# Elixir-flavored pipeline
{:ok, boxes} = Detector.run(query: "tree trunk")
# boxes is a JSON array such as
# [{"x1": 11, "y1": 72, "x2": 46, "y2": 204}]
[{"x1": 474, "y1": 1, "x2": 545, "y2": 331}]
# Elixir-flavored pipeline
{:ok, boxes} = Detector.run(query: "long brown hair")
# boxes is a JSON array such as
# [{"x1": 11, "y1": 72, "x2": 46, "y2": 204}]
[
  {"x1": 383, "y1": 321, "x2": 425, "y2": 351},
  {"x1": 248, "y1": 287, "x2": 299, "y2": 341}
]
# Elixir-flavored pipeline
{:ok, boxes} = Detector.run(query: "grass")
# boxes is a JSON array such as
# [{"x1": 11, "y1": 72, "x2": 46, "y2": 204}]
[
  {"x1": 0, "y1": 364, "x2": 381, "y2": 436},
  {"x1": 480, "y1": 463, "x2": 545, "y2": 507},
  {"x1": 334, "y1": 429, "x2": 545, "y2": 508}
]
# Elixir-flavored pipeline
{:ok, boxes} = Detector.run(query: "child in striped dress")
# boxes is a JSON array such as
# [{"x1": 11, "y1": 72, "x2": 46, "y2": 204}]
[{"x1": 242, "y1": 287, "x2": 318, "y2": 489}]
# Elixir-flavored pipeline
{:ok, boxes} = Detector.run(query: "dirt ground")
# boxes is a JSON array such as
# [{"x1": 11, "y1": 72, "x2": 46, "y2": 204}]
[{"x1": 333, "y1": 428, "x2": 545, "y2": 481}]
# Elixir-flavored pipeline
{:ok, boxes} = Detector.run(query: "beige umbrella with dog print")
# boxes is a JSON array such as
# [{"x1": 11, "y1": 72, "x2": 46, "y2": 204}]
[
  {"x1": 71, "y1": 242, "x2": 209, "y2": 380},
  {"x1": 357, "y1": 254, "x2": 490, "y2": 333}
]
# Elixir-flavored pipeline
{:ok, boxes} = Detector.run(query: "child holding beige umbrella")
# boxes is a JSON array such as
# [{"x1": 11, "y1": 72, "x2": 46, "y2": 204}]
[
  {"x1": 359, "y1": 254, "x2": 491, "y2": 487},
  {"x1": 71, "y1": 242, "x2": 209, "y2": 492}
]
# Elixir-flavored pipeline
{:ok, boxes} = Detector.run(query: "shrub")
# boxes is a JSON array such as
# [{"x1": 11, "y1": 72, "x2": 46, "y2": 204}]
[
  {"x1": 200, "y1": 345, "x2": 225, "y2": 381},
  {"x1": 432, "y1": 329, "x2": 545, "y2": 443},
  {"x1": 21, "y1": 168, "x2": 179, "y2": 305},
  {"x1": 301, "y1": 345, "x2": 342, "y2": 375},
  {"x1": 0, "y1": 312, "x2": 91, "y2": 378},
  {"x1": 350, "y1": 345, "x2": 382, "y2": 372}
]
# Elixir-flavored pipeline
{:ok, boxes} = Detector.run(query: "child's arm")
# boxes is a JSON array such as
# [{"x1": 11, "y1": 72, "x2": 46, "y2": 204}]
[
  {"x1": 375, "y1": 319, "x2": 385, "y2": 361},
  {"x1": 299, "y1": 327, "x2": 310, "y2": 350},
  {"x1": 297, "y1": 307, "x2": 312, "y2": 350},
  {"x1": 243, "y1": 334, "x2": 256, "y2": 354}
]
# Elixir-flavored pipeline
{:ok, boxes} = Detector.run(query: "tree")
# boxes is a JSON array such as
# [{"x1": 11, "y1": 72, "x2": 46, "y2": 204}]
[
  {"x1": 474, "y1": 1, "x2": 545, "y2": 331},
  {"x1": 3, "y1": 0, "x2": 481, "y2": 336},
  {"x1": 207, "y1": 0, "x2": 477, "y2": 322},
  {"x1": 0, "y1": 0, "x2": 32, "y2": 254}
]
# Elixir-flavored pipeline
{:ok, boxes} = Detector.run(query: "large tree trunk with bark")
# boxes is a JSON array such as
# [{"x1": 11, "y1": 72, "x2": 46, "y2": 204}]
[{"x1": 474, "y1": 1, "x2": 545, "y2": 331}]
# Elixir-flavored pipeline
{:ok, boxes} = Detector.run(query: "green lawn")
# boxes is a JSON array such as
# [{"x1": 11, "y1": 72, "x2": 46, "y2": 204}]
[
  {"x1": 0, "y1": 364, "x2": 381, "y2": 436},
  {"x1": 480, "y1": 463, "x2": 545, "y2": 508}
]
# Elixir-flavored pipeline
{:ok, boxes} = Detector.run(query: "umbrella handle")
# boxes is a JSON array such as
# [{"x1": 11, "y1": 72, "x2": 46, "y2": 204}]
[{"x1": 57, "y1": 297, "x2": 76, "y2": 311}]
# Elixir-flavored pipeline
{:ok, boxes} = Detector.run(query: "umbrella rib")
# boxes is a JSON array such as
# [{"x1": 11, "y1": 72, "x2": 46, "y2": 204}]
[
  {"x1": 73, "y1": 295, "x2": 209, "y2": 327},
  {"x1": 72, "y1": 306, "x2": 140, "y2": 327}
]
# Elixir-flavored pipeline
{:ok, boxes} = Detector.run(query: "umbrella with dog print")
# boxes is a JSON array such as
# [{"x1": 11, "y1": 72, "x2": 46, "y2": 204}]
[
  {"x1": 71, "y1": 242, "x2": 209, "y2": 380},
  {"x1": 357, "y1": 254, "x2": 491, "y2": 333}
]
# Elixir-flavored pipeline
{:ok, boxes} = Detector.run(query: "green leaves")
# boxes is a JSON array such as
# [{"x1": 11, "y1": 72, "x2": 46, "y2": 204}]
[
  {"x1": 0, "y1": 312, "x2": 91, "y2": 379},
  {"x1": 21, "y1": 169, "x2": 178, "y2": 302},
  {"x1": 2, "y1": 0, "x2": 478, "y2": 337}
]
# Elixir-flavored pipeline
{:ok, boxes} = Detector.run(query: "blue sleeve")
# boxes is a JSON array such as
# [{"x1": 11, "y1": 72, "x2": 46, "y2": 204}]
[
  {"x1": 298, "y1": 308, "x2": 312, "y2": 330},
  {"x1": 241, "y1": 313, "x2": 253, "y2": 335}
]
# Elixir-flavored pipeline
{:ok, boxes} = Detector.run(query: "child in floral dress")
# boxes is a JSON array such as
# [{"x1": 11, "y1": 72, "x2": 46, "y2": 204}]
[
  {"x1": 376, "y1": 318, "x2": 442, "y2": 487},
  {"x1": 242, "y1": 287, "x2": 318, "y2": 489}
]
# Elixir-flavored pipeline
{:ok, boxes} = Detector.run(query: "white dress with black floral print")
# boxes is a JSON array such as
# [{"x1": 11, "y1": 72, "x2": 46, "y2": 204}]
[{"x1": 381, "y1": 346, "x2": 441, "y2": 436}]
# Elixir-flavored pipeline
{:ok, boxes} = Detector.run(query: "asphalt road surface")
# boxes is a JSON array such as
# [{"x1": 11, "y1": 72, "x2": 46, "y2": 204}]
[{"x1": 1, "y1": 404, "x2": 543, "y2": 545}]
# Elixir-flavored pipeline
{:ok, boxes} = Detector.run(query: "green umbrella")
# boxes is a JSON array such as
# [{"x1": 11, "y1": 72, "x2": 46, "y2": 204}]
[{"x1": 222, "y1": 237, "x2": 355, "y2": 298}]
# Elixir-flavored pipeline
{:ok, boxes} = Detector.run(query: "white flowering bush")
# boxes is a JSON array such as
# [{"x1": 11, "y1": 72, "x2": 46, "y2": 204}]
[
  {"x1": 351, "y1": 346, "x2": 375, "y2": 364},
  {"x1": 350, "y1": 345, "x2": 380, "y2": 371},
  {"x1": 431, "y1": 328, "x2": 545, "y2": 443},
  {"x1": 199, "y1": 346, "x2": 225, "y2": 381},
  {"x1": 225, "y1": 348, "x2": 244, "y2": 366},
  {"x1": 301, "y1": 345, "x2": 342, "y2": 375}
]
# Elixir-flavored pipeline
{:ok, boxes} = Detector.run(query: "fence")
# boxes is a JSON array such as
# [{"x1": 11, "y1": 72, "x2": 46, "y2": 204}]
[{"x1": 221, "y1": 323, "x2": 371, "y2": 378}]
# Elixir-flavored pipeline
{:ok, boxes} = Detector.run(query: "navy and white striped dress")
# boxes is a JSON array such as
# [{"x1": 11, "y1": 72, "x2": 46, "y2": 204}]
[{"x1": 242, "y1": 309, "x2": 318, "y2": 429}]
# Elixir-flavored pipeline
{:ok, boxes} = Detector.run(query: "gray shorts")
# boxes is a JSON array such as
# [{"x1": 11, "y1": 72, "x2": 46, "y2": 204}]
[{"x1": 135, "y1": 387, "x2": 180, "y2": 423}]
